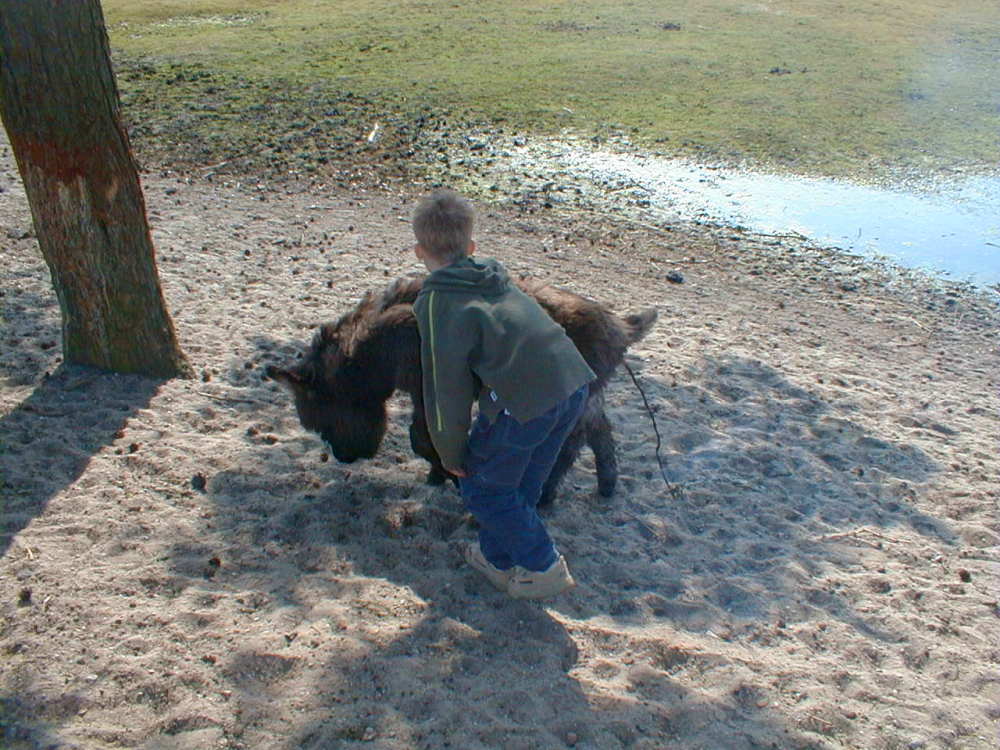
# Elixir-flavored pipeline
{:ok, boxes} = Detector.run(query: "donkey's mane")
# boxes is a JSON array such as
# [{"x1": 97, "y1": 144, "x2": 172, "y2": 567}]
[
  {"x1": 377, "y1": 276, "x2": 424, "y2": 311},
  {"x1": 320, "y1": 276, "x2": 425, "y2": 356}
]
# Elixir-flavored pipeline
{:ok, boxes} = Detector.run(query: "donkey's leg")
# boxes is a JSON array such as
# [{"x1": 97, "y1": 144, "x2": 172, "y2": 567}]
[
  {"x1": 586, "y1": 408, "x2": 618, "y2": 498},
  {"x1": 408, "y1": 403, "x2": 448, "y2": 485},
  {"x1": 538, "y1": 422, "x2": 587, "y2": 508}
]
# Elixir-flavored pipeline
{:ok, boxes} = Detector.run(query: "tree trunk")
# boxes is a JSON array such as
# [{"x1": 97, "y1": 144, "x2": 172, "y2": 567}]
[{"x1": 0, "y1": 0, "x2": 190, "y2": 378}]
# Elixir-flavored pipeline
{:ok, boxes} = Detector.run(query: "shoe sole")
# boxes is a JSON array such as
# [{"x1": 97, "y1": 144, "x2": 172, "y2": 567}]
[
  {"x1": 508, "y1": 578, "x2": 576, "y2": 600},
  {"x1": 464, "y1": 543, "x2": 512, "y2": 592}
]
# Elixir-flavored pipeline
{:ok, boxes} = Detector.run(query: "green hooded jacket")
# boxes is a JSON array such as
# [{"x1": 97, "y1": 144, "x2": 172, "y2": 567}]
[{"x1": 412, "y1": 256, "x2": 596, "y2": 469}]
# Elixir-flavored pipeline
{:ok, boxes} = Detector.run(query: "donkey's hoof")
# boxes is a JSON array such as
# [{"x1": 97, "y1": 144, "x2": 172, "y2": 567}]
[
  {"x1": 426, "y1": 467, "x2": 448, "y2": 485},
  {"x1": 597, "y1": 478, "x2": 616, "y2": 498}
]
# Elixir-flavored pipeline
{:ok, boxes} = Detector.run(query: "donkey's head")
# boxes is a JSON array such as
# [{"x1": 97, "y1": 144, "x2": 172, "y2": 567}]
[{"x1": 267, "y1": 323, "x2": 389, "y2": 463}]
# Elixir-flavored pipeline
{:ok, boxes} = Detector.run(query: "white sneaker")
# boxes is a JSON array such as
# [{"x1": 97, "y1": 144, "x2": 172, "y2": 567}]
[
  {"x1": 507, "y1": 555, "x2": 576, "y2": 599},
  {"x1": 464, "y1": 541, "x2": 513, "y2": 592}
]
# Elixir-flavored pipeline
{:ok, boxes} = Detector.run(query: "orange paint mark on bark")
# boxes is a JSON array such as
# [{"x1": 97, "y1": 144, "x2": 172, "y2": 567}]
[
  {"x1": 8, "y1": 133, "x2": 94, "y2": 185},
  {"x1": 8, "y1": 132, "x2": 124, "y2": 222},
  {"x1": 104, "y1": 175, "x2": 121, "y2": 206}
]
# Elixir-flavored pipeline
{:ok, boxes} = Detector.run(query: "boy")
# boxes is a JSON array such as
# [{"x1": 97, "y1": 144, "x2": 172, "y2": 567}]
[{"x1": 411, "y1": 189, "x2": 596, "y2": 599}]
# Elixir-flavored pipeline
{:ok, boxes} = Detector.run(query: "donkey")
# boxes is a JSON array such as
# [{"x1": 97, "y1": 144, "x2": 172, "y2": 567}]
[{"x1": 267, "y1": 276, "x2": 656, "y2": 506}]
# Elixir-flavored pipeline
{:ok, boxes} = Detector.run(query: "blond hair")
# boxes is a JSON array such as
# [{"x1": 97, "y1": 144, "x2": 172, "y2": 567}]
[{"x1": 412, "y1": 189, "x2": 474, "y2": 264}]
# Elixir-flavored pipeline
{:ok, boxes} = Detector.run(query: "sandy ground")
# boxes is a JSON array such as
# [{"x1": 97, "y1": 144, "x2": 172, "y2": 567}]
[{"x1": 1, "y1": 135, "x2": 999, "y2": 750}]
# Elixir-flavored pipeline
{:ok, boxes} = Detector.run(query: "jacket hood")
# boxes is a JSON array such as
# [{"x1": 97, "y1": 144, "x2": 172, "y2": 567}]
[{"x1": 422, "y1": 256, "x2": 510, "y2": 296}]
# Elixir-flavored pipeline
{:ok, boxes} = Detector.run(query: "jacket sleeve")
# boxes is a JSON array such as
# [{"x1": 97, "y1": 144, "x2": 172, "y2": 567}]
[{"x1": 415, "y1": 291, "x2": 478, "y2": 469}]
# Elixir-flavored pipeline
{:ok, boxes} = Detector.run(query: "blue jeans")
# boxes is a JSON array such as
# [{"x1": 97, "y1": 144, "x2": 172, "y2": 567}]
[{"x1": 459, "y1": 384, "x2": 589, "y2": 572}]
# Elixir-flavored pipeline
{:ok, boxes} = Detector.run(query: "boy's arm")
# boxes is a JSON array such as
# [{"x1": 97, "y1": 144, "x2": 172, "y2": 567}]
[{"x1": 415, "y1": 292, "x2": 478, "y2": 472}]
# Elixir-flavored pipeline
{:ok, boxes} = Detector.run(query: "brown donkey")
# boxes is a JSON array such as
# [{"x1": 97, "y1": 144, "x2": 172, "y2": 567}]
[{"x1": 268, "y1": 276, "x2": 656, "y2": 506}]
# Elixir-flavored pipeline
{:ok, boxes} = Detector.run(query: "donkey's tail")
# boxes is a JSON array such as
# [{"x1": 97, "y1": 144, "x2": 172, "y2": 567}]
[{"x1": 623, "y1": 308, "x2": 658, "y2": 344}]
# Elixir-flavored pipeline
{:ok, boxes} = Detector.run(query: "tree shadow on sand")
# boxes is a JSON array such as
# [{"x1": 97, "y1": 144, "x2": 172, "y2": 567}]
[
  {"x1": 559, "y1": 352, "x2": 947, "y2": 643},
  {"x1": 194, "y1": 465, "x2": 831, "y2": 750},
  {"x1": 0, "y1": 365, "x2": 160, "y2": 557},
  {"x1": 137, "y1": 344, "x2": 959, "y2": 748}
]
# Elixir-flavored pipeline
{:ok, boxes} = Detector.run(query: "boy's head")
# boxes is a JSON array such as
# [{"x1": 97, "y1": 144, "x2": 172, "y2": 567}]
[{"x1": 412, "y1": 189, "x2": 475, "y2": 267}]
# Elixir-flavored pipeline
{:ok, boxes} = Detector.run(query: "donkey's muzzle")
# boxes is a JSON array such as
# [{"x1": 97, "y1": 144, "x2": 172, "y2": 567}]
[{"x1": 322, "y1": 432, "x2": 377, "y2": 464}]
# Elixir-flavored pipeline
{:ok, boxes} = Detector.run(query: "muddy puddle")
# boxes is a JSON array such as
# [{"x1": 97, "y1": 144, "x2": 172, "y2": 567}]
[{"x1": 496, "y1": 139, "x2": 1000, "y2": 288}]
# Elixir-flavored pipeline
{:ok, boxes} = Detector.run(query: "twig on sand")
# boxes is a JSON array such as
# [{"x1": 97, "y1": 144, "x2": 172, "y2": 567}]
[
  {"x1": 819, "y1": 527, "x2": 905, "y2": 547},
  {"x1": 895, "y1": 314, "x2": 927, "y2": 331},
  {"x1": 196, "y1": 391, "x2": 269, "y2": 406},
  {"x1": 574, "y1": 207, "x2": 710, "y2": 251},
  {"x1": 744, "y1": 229, "x2": 809, "y2": 242},
  {"x1": 66, "y1": 375, "x2": 99, "y2": 390},
  {"x1": 200, "y1": 159, "x2": 232, "y2": 171},
  {"x1": 805, "y1": 713, "x2": 835, "y2": 731},
  {"x1": 884, "y1": 339, "x2": 929, "y2": 349},
  {"x1": 626, "y1": 512, "x2": 660, "y2": 538},
  {"x1": 22, "y1": 404, "x2": 68, "y2": 417},
  {"x1": 576, "y1": 208, "x2": 678, "y2": 238}
]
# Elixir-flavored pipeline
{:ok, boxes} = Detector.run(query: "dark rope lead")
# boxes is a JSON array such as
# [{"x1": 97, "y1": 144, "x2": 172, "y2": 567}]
[{"x1": 622, "y1": 360, "x2": 684, "y2": 502}]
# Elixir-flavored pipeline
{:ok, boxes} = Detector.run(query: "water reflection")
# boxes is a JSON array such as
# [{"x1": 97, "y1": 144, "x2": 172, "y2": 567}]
[{"x1": 509, "y1": 142, "x2": 1000, "y2": 287}]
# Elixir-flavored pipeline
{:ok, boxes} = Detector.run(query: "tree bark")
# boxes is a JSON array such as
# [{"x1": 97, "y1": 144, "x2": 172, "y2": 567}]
[{"x1": 0, "y1": 0, "x2": 190, "y2": 378}]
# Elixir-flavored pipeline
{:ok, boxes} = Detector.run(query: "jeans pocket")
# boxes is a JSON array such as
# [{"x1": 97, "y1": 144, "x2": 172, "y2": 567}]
[{"x1": 499, "y1": 408, "x2": 559, "y2": 452}]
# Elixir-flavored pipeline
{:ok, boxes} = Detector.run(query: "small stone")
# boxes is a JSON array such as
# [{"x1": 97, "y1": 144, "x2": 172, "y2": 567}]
[
  {"x1": 203, "y1": 556, "x2": 221, "y2": 579},
  {"x1": 566, "y1": 732, "x2": 579, "y2": 746},
  {"x1": 191, "y1": 474, "x2": 207, "y2": 492},
  {"x1": 957, "y1": 569, "x2": 971, "y2": 583},
  {"x1": 666, "y1": 270, "x2": 685, "y2": 284},
  {"x1": 362, "y1": 726, "x2": 377, "y2": 741}
]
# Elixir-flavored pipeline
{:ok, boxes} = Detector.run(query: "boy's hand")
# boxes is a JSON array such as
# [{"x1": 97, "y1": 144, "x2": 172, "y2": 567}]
[{"x1": 446, "y1": 465, "x2": 467, "y2": 478}]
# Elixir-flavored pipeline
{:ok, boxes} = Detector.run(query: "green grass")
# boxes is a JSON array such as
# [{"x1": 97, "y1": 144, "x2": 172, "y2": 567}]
[{"x1": 104, "y1": 0, "x2": 1000, "y2": 181}]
